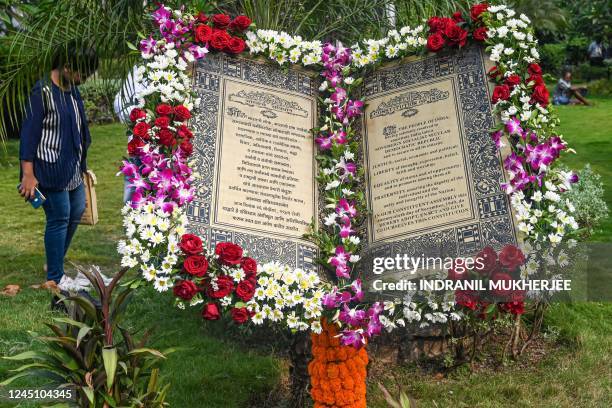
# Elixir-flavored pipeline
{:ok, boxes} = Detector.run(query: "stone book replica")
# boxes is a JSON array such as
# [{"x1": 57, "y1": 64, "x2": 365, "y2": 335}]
[{"x1": 188, "y1": 46, "x2": 517, "y2": 277}]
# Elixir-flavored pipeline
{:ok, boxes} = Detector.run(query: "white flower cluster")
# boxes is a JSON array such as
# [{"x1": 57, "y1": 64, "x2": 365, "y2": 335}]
[
  {"x1": 401, "y1": 289, "x2": 462, "y2": 329},
  {"x1": 135, "y1": 41, "x2": 202, "y2": 109},
  {"x1": 246, "y1": 30, "x2": 322, "y2": 66},
  {"x1": 511, "y1": 179, "x2": 579, "y2": 244},
  {"x1": 496, "y1": 87, "x2": 554, "y2": 131},
  {"x1": 351, "y1": 25, "x2": 427, "y2": 67},
  {"x1": 486, "y1": 5, "x2": 538, "y2": 65},
  {"x1": 117, "y1": 203, "x2": 187, "y2": 292},
  {"x1": 246, "y1": 262, "x2": 326, "y2": 333}
]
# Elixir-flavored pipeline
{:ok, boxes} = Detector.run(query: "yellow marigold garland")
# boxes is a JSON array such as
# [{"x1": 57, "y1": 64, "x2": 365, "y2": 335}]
[{"x1": 309, "y1": 320, "x2": 368, "y2": 408}]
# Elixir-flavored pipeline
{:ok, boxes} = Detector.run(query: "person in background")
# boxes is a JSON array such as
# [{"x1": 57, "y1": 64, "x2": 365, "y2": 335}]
[
  {"x1": 552, "y1": 70, "x2": 591, "y2": 106},
  {"x1": 113, "y1": 66, "x2": 145, "y2": 203},
  {"x1": 18, "y1": 43, "x2": 98, "y2": 308},
  {"x1": 588, "y1": 38, "x2": 604, "y2": 66}
]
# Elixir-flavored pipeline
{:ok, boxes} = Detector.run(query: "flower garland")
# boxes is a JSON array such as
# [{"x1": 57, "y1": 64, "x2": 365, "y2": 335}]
[
  {"x1": 309, "y1": 319, "x2": 368, "y2": 408},
  {"x1": 121, "y1": 1, "x2": 582, "y2": 347},
  {"x1": 118, "y1": 5, "x2": 252, "y2": 291}
]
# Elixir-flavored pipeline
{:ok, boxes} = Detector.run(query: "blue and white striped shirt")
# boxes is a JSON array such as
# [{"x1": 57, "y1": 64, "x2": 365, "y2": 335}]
[{"x1": 19, "y1": 79, "x2": 90, "y2": 191}]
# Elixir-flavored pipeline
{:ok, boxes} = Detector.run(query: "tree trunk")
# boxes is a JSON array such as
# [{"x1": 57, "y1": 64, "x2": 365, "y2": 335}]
[{"x1": 289, "y1": 331, "x2": 311, "y2": 408}]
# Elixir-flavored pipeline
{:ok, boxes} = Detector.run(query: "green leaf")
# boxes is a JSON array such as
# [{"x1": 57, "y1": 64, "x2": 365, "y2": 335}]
[
  {"x1": 82, "y1": 386, "x2": 95, "y2": 404},
  {"x1": 0, "y1": 372, "x2": 30, "y2": 386},
  {"x1": 53, "y1": 317, "x2": 88, "y2": 329},
  {"x1": 3, "y1": 350, "x2": 46, "y2": 361},
  {"x1": 102, "y1": 347, "x2": 118, "y2": 391},
  {"x1": 126, "y1": 41, "x2": 138, "y2": 51},
  {"x1": 76, "y1": 326, "x2": 92, "y2": 348},
  {"x1": 64, "y1": 296, "x2": 98, "y2": 320},
  {"x1": 127, "y1": 348, "x2": 166, "y2": 359}
]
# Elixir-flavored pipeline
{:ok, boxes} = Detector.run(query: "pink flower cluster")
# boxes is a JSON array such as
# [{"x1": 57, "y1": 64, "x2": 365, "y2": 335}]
[
  {"x1": 120, "y1": 144, "x2": 194, "y2": 213},
  {"x1": 493, "y1": 118, "x2": 577, "y2": 194},
  {"x1": 321, "y1": 279, "x2": 385, "y2": 348},
  {"x1": 140, "y1": 5, "x2": 208, "y2": 59}
]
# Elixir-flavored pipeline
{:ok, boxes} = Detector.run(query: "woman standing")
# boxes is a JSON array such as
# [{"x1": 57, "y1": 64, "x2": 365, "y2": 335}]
[{"x1": 18, "y1": 44, "x2": 98, "y2": 305}]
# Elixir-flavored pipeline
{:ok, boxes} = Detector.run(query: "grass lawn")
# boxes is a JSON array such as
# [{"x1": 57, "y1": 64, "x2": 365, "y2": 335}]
[{"x1": 1, "y1": 98, "x2": 611, "y2": 407}]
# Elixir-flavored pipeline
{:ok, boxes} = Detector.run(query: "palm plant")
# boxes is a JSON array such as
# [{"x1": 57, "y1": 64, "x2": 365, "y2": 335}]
[{"x1": 0, "y1": 0, "x2": 151, "y2": 140}]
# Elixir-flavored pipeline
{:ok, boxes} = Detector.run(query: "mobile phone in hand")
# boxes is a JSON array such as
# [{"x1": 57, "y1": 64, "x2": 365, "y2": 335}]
[{"x1": 17, "y1": 184, "x2": 46, "y2": 209}]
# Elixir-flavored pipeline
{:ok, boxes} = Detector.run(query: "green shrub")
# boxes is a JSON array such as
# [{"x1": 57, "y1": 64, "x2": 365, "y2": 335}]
[
  {"x1": 564, "y1": 164, "x2": 609, "y2": 239},
  {"x1": 574, "y1": 63, "x2": 609, "y2": 82},
  {"x1": 565, "y1": 36, "x2": 589, "y2": 66},
  {"x1": 80, "y1": 79, "x2": 120, "y2": 125},
  {"x1": 541, "y1": 43, "x2": 566, "y2": 75},
  {"x1": 1, "y1": 267, "x2": 171, "y2": 407},
  {"x1": 587, "y1": 79, "x2": 612, "y2": 96}
]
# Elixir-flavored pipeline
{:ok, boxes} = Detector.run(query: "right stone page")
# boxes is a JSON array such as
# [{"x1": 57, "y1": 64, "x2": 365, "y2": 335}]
[{"x1": 360, "y1": 45, "x2": 517, "y2": 277}]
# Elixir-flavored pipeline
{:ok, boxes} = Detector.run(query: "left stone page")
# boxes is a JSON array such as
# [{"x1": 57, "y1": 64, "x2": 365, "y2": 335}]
[{"x1": 189, "y1": 54, "x2": 319, "y2": 271}]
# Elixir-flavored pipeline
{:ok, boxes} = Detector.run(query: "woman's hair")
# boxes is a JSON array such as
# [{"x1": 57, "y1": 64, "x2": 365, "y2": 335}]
[{"x1": 51, "y1": 41, "x2": 99, "y2": 77}]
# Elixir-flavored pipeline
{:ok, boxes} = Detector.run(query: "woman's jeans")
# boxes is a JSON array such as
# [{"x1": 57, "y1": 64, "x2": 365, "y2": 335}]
[{"x1": 40, "y1": 183, "x2": 86, "y2": 283}]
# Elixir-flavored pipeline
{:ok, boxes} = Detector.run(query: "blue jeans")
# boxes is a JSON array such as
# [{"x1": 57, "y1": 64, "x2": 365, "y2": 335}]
[{"x1": 40, "y1": 183, "x2": 86, "y2": 282}]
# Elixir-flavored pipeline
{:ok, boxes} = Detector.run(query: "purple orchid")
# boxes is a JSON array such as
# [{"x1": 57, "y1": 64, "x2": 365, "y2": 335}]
[
  {"x1": 340, "y1": 329, "x2": 366, "y2": 348},
  {"x1": 140, "y1": 37, "x2": 157, "y2": 56},
  {"x1": 328, "y1": 245, "x2": 350, "y2": 279},
  {"x1": 505, "y1": 117, "x2": 522, "y2": 135},
  {"x1": 339, "y1": 304, "x2": 366, "y2": 326},
  {"x1": 351, "y1": 279, "x2": 364, "y2": 302},
  {"x1": 346, "y1": 100, "x2": 364, "y2": 118},
  {"x1": 315, "y1": 134, "x2": 333, "y2": 150}
]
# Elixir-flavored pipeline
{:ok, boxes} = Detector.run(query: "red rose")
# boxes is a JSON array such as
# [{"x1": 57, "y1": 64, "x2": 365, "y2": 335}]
[
  {"x1": 212, "y1": 14, "x2": 231, "y2": 29},
  {"x1": 531, "y1": 83, "x2": 550, "y2": 107},
  {"x1": 173, "y1": 279, "x2": 199, "y2": 300},
  {"x1": 208, "y1": 275, "x2": 234, "y2": 299},
  {"x1": 472, "y1": 26, "x2": 488, "y2": 41},
  {"x1": 241, "y1": 257, "x2": 257, "y2": 277},
  {"x1": 500, "y1": 300, "x2": 524, "y2": 315},
  {"x1": 527, "y1": 74, "x2": 544, "y2": 86},
  {"x1": 427, "y1": 16, "x2": 453, "y2": 33},
  {"x1": 215, "y1": 242, "x2": 243, "y2": 266},
  {"x1": 196, "y1": 12, "x2": 208, "y2": 23},
  {"x1": 154, "y1": 116, "x2": 170, "y2": 128},
  {"x1": 195, "y1": 24, "x2": 213, "y2": 43},
  {"x1": 427, "y1": 32, "x2": 445, "y2": 52},
  {"x1": 180, "y1": 234, "x2": 203, "y2": 255},
  {"x1": 447, "y1": 266, "x2": 467, "y2": 280},
  {"x1": 490, "y1": 272, "x2": 513, "y2": 297},
  {"x1": 236, "y1": 280, "x2": 255, "y2": 301},
  {"x1": 527, "y1": 63, "x2": 542, "y2": 76},
  {"x1": 491, "y1": 84, "x2": 510, "y2": 103},
  {"x1": 155, "y1": 104, "x2": 173, "y2": 116},
  {"x1": 226, "y1": 37, "x2": 246, "y2": 54},
  {"x1": 202, "y1": 302, "x2": 220, "y2": 320},
  {"x1": 127, "y1": 137, "x2": 144, "y2": 156},
  {"x1": 470, "y1": 2, "x2": 489, "y2": 21},
  {"x1": 183, "y1": 255, "x2": 209, "y2": 277},
  {"x1": 505, "y1": 74, "x2": 521, "y2": 88},
  {"x1": 129, "y1": 108, "x2": 146, "y2": 122},
  {"x1": 132, "y1": 121, "x2": 150, "y2": 138},
  {"x1": 487, "y1": 66, "x2": 502, "y2": 81},
  {"x1": 177, "y1": 124, "x2": 194, "y2": 139},
  {"x1": 444, "y1": 23, "x2": 468, "y2": 47},
  {"x1": 229, "y1": 15, "x2": 252, "y2": 32},
  {"x1": 498, "y1": 245, "x2": 526, "y2": 270},
  {"x1": 474, "y1": 246, "x2": 498, "y2": 276},
  {"x1": 452, "y1": 11, "x2": 464, "y2": 23},
  {"x1": 180, "y1": 140, "x2": 193, "y2": 156},
  {"x1": 231, "y1": 307, "x2": 249, "y2": 324},
  {"x1": 455, "y1": 290, "x2": 479, "y2": 310},
  {"x1": 157, "y1": 129, "x2": 176, "y2": 147},
  {"x1": 173, "y1": 105, "x2": 191, "y2": 121},
  {"x1": 210, "y1": 29, "x2": 231, "y2": 50}
]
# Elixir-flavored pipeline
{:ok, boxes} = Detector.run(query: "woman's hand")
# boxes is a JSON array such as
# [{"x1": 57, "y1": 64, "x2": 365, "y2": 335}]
[{"x1": 19, "y1": 161, "x2": 38, "y2": 200}]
